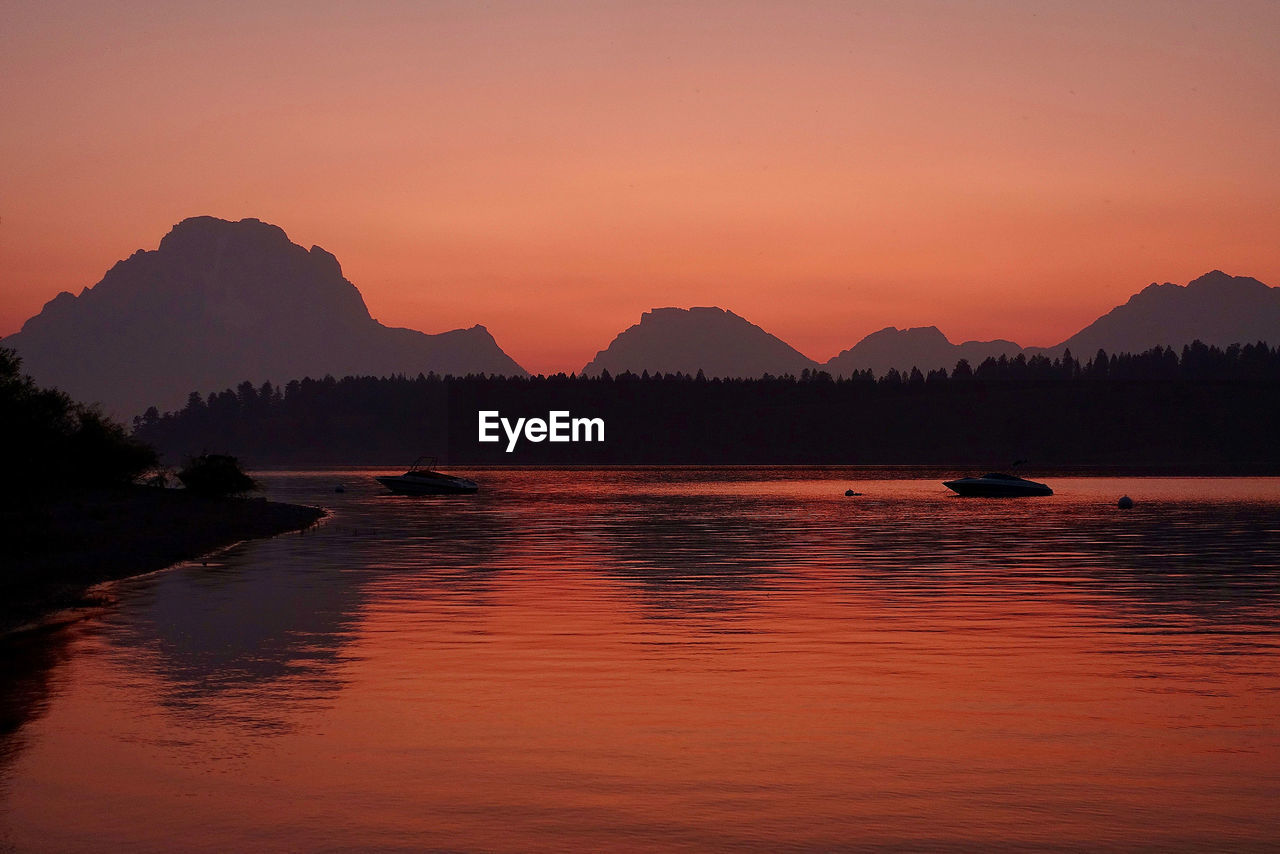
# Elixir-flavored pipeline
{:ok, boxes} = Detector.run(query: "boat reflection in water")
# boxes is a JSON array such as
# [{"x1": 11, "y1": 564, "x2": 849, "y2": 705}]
[
  {"x1": 375, "y1": 457, "x2": 478, "y2": 495},
  {"x1": 943, "y1": 472, "x2": 1053, "y2": 496}
]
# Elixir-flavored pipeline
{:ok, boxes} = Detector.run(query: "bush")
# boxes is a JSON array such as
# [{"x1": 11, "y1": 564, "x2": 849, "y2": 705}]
[
  {"x1": 2, "y1": 347, "x2": 159, "y2": 486},
  {"x1": 177, "y1": 454, "x2": 258, "y2": 497},
  {"x1": 68, "y1": 407, "x2": 160, "y2": 485}
]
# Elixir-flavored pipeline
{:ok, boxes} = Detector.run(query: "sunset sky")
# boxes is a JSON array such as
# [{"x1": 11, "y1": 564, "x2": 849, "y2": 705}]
[{"x1": 3, "y1": 1, "x2": 1278, "y2": 375}]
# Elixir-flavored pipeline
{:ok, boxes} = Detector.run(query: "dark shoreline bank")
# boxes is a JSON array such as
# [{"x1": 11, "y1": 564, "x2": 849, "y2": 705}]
[{"x1": 0, "y1": 486, "x2": 324, "y2": 636}]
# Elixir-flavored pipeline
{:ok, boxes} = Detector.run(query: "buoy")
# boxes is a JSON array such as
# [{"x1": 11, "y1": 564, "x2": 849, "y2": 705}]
[
  {"x1": 845, "y1": 489, "x2": 862, "y2": 497},
  {"x1": 335, "y1": 484, "x2": 346, "y2": 493},
  {"x1": 1117, "y1": 495, "x2": 1134, "y2": 509}
]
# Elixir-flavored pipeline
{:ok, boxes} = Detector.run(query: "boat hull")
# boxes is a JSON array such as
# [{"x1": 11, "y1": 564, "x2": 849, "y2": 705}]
[
  {"x1": 375, "y1": 475, "x2": 478, "y2": 495},
  {"x1": 943, "y1": 477, "x2": 1052, "y2": 497}
]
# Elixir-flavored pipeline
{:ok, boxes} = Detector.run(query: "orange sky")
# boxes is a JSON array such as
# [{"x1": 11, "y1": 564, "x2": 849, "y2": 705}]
[{"x1": 3, "y1": 1, "x2": 1278, "y2": 375}]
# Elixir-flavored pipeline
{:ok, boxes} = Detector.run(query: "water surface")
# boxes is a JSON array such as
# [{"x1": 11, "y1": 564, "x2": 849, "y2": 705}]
[{"x1": 3, "y1": 469, "x2": 1279, "y2": 851}]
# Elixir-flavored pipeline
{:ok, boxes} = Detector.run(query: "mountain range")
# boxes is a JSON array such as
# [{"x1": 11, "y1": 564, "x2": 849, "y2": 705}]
[
  {"x1": 583, "y1": 270, "x2": 1280, "y2": 378},
  {"x1": 4, "y1": 213, "x2": 1277, "y2": 419},
  {"x1": 3, "y1": 216, "x2": 526, "y2": 418}
]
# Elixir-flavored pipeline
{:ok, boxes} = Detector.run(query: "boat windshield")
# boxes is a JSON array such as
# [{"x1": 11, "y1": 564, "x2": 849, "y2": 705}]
[{"x1": 407, "y1": 456, "x2": 440, "y2": 474}]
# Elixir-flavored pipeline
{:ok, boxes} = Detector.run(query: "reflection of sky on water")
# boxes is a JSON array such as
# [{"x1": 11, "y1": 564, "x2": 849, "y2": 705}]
[
  {"x1": 118, "y1": 470, "x2": 1280, "y2": 665},
  {"x1": 11, "y1": 472, "x2": 1278, "y2": 705},
  {"x1": 1, "y1": 469, "x2": 1277, "y2": 851}
]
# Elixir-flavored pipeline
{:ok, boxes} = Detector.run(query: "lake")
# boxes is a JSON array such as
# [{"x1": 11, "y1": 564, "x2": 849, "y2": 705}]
[{"x1": 3, "y1": 468, "x2": 1279, "y2": 851}]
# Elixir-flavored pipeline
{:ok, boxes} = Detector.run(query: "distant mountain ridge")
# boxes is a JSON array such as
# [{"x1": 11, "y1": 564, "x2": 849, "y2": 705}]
[
  {"x1": 6, "y1": 216, "x2": 1277, "y2": 419},
  {"x1": 581, "y1": 271, "x2": 1279, "y2": 379},
  {"x1": 1028, "y1": 270, "x2": 1280, "y2": 359},
  {"x1": 823, "y1": 326, "x2": 1022, "y2": 378},
  {"x1": 4, "y1": 216, "x2": 527, "y2": 418},
  {"x1": 580, "y1": 307, "x2": 819, "y2": 378}
]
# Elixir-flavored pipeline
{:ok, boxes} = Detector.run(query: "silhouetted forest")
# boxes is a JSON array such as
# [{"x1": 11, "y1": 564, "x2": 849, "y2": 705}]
[{"x1": 133, "y1": 342, "x2": 1280, "y2": 470}]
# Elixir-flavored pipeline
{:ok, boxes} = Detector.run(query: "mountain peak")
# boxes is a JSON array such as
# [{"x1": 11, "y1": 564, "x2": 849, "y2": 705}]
[
  {"x1": 640, "y1": 306, "x2": 741, "y2": 324},
  {"x1": 825, "y1": 325, "x2": 1018, "y2": 377},
  {"x1": 158, "y1": 215, "x2": 291, "y2": 254},
  {"x1": 1185, "y1": 269, "x2": 1267, "y2": 292},
  {"x1": 3, "y1": 216, "x2": 526, "y2": 417},
  {"x1": 582, "y1": 306, "x2": 816, "y2": 377},
  {"x1": 1041, "y1": 270, "x2": 1279, "y2": 357},
  {"x1": 863, "y1": 325, "x2": 950, "y2": 343}
]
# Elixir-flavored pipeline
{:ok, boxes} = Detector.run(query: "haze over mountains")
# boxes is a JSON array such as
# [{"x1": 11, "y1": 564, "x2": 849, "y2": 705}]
[{"x1": 3, "y1": 217, "x2": 527, "y2": 418}]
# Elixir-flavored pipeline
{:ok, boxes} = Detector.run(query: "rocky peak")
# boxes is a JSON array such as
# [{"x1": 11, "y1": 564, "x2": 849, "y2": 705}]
[{"x1": 2, "y1": 216, "x2": 526, "y2": 417}]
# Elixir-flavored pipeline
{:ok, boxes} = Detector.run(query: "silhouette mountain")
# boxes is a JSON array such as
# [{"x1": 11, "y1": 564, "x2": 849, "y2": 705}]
[
  {"x1": 1030, "y1": 270, "x2": 1280, "y2": 358},
  {"x1": 823, "y1": 271, "x2": 1278, "y2": 376},
  {"x1": 579, "y1": 271, "x2": 1277, "y2": 381},
  {"x1": 580, "y1": 307, "x2": 819, "y2": 378},
  {"x1": 823, "y1": 326, "x2": 1022, "y2": 377},
  {"x1": 3, "y1": 216, "x2": 526, "y2": 418}
]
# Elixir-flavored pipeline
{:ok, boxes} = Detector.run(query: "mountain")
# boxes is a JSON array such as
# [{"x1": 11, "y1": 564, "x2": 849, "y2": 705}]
[
  {"x1": 3, "y1": 216, "x2": 526, "y2": 418},
  {"x1": 580, "y1": 307, "x2": 819, "y2": 378},
  {"x1": 1031, "y1": 270, "x2": 1280, "y2": 358},
  {"x1": 823, "y1": 326, "x2": 1022, "y2": 377},
  {"x1": 823, "y1": 270, "x2": 1279, "y2": 376}
]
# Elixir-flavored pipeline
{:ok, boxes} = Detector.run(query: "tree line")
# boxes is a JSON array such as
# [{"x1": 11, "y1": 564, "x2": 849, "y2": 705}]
[{"x1": 133, "y1": 341, "x2": 1280, "y2": 469}]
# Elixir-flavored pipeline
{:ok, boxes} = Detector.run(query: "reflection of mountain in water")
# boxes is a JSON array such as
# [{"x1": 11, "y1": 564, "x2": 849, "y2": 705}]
[
  {"x1": 106, "y1": 536, "x2": 368, "y2": 730},
  {"x1": 0, "y1": 628, "x2": 77, "y2": 779},
  {"x1": 338, "y1": 476, "x2": 810, "y2": 616},
  {"x1": 374, "y1": 471, "x2": 1280, "y2": 629},
  {"x1": 596, "y1": 494, "x2": 804, "y2": 614},
  {"x1": 101, "y1": 481, "x2": 533, "y2": 728}
]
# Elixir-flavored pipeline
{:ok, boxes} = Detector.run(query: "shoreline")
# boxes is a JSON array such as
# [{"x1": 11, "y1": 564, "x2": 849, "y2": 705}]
[{"x1": 0, "y1": 486, "x2": 325, "y2": 637}]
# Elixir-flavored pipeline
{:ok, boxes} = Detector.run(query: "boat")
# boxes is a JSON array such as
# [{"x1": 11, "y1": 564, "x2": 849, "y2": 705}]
[
  {"x1": 943, "y1": 472, "x2": 1052, "y2": 497},
  {"x1": 375, "y1": 458, "x2": 478, "y2": 495}
]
